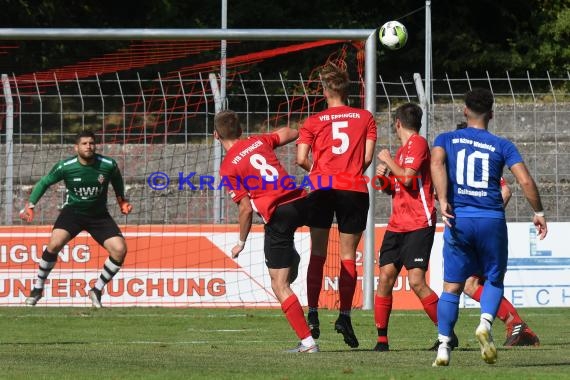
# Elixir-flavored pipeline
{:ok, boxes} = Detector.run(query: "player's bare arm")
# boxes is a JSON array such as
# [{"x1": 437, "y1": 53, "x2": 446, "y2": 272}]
[
  {"x1": 363, "y1": 139, "x2": 376, "y2": 171},
  {"x1": 510, "y1": 162, "x2": 548, "y2": 239},
  {"x1": 501, "y1": 181, "x2": 512, "y2": 208},
  {"x1": 232, "y1": 195, "x2": 253, "y2": 258},
  {"x1": 377, "y1": 149, "x2": 417, "y2": 188},
  {"x1": 274, "y1": 126, "x2": 299, "y2": 147},
  {"x1": 430, "y1": 146, "x2": 453, "y2": 226},
  {"x1": 296, "y1": 143, "x2": 312, "y2": 172}
]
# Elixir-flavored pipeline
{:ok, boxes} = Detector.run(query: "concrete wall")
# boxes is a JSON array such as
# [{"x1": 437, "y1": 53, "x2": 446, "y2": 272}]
[{"x1": 2, "y1": 102, "x2": 569, "y2": 224}]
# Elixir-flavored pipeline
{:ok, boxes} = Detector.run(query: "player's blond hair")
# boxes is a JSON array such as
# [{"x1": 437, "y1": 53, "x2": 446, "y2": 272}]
[{"x1": 320, "y1": 62, "x2": 350, "y2": 101}]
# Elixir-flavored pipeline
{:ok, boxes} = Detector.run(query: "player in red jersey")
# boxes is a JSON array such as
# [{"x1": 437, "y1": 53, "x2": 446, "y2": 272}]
[
  {"x1": 455, "y1": 123, "x2": 540, "y2": 348},
  {"x1": 296, "y1": 62, "x2": 377, "y2": 348},
  {"x1": 372, "y1": 103, "x2": 458, "y2": 351},
  {"x1": 215, "y1": 110, "x2": 318, "y2": 353}
]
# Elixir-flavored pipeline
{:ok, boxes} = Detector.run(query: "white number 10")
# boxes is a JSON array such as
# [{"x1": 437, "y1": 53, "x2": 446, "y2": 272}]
[{"x1": 456, "y1": 148, "x2": 489, "y2": 188}]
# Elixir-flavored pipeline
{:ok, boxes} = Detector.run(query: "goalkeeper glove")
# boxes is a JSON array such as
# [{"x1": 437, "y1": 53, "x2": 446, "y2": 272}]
[
  {"x1": 117, "y1": 196, "x2": 133, "y2": 215},
  {"x1": 19, "y1": 202, "x2": 35, "y2": 223}
]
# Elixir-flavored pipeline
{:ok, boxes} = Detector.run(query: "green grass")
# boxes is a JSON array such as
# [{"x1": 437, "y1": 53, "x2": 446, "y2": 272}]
[{"x1": 0, "y1": 307, "x2": 568, "y2": 379}]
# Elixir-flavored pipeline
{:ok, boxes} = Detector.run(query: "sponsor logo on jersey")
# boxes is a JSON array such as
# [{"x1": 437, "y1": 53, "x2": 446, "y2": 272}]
[
  {"x1": 74, "y1": 186, "x2": 101, "y2": 198},
  {"x1": 73, "y1": 178, "x2": 82, "y2": 182}
]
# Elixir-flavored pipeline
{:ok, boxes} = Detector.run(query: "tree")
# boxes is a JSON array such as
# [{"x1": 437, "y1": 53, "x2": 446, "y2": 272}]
[{"x1": 0, "y1": 0, "x2": 568, "y2": 78}]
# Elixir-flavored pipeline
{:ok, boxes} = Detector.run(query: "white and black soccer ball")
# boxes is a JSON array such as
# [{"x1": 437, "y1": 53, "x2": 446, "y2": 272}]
[{"x1": 379, "y1": 21, "x2": 408, "y2": 50}]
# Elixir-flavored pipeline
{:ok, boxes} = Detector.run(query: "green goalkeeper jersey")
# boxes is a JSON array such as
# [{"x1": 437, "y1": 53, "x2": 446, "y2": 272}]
[{"x1": 29, "y1": 154, "x2": 126, "y2": 216}]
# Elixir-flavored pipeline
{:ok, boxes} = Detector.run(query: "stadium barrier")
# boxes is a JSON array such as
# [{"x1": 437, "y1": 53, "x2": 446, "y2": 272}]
[{"x1": 1, "y1": 222, "x2": 567, "y2": 308}]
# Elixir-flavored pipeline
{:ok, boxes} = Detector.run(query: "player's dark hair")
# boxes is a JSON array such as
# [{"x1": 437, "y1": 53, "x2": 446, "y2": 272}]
[
  {"x1": 214, "y1": 110, "x2": 242, "y2": 140},
  {"x1": 320, "y1": 61, "x2": 350, "y2": 101},
  {"x1": 75, "y1": 130, "x2": 96, "y2": 143},
  {"x1": 465, "y1": 88, "x2": 494, "y2": 116},
  {"x1": 395, "y1": 102, "x2": 422, "y2": 132}
]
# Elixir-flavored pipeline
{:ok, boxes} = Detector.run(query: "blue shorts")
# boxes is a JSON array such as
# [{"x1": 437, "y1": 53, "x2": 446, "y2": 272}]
[{"x1": 442, "y1": 217, "x2": 508, "y2": 284}]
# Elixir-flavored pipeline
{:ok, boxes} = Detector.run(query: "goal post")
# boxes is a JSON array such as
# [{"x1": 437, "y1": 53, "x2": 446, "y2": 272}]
[{"x1": 1, "y1": 28, "x2": 378, "y2": 309}]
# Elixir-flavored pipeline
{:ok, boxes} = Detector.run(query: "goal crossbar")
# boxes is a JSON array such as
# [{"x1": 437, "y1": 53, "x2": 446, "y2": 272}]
[{"x1": 0, "y1": 28, "x2": 376, "y2": 41}]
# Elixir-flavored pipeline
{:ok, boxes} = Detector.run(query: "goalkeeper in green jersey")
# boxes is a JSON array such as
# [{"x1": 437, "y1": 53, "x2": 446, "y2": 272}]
[{"x1": 20, "y1": 130, "x2": 133, "y2": 308}]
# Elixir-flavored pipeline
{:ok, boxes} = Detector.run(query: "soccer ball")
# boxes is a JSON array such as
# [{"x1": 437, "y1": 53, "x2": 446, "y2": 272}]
[{"x1": 379, "y1": 21, "x2": 408, "y2": 50}]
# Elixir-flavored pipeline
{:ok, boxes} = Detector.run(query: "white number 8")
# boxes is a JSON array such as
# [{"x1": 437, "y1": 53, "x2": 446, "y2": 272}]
[{"x1": 250, "y1": 154, "x2": 279, "y2": 182}]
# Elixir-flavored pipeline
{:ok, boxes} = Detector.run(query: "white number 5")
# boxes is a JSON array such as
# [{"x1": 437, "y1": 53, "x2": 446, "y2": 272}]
[{"x1": 332, "y1": 121, "x2": 349, "y2": 155}]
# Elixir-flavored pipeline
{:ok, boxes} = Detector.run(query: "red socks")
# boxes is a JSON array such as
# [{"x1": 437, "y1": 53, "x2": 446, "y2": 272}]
[
  {"x1": 471, "y1": 284, "x2": 484, "y2": 301},
  {"x1": 374, "y1": 294, "x2": 392, "y2": 342},
  {"x1": 282, "y1": 294, "x2": 311, "y2": 340},
  {"x1": 374, "y1": 294, "x2": 393, "y2": 328},
  {"x1": 306, "y1": 255, "x2": 326, "y2": 308},
  {"x1": 420, "y1": 292, "x2": 439, "y2": 325},
  {"x1": 375, "y1": 292, "x2": 437, "y2": 343},
  {"x1": 471, "y1": 284, "x2": 522, "y2": 325},
  {"x1": 496, "y1": 297, "x2": 523, "y2": 325},
  {"x1": 339, "y1": 259, "x2": 357, "y2": 312}
]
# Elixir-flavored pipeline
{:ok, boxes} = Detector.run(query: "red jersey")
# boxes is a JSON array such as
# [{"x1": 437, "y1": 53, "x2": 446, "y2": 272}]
[
  {"x1": 387, "y1": 134, "x2": 436, "y2": 232},
  {"x1": 297, "y1": 105, "x2": 377, "y2": 193},
  {"x1": 220, "y1": 133, "x2": 305, "y2": 223}
]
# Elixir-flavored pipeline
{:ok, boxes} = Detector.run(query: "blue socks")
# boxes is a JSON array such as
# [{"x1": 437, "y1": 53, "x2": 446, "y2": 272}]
[
  {"x1": 480, "y1": 280, "x2": 504, "y2": 318},
  {"x1": 437, "y1": 292, "x2": 460, "y2": 337}
]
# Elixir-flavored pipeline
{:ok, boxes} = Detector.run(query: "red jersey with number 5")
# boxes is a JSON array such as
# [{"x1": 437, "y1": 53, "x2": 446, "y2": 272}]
[
  {"x1": 297, "y1": 105, "x2": 377, "y2": 193},
  {"x1": 220, "y1": 133, "x2": 305, "y2": 223}
]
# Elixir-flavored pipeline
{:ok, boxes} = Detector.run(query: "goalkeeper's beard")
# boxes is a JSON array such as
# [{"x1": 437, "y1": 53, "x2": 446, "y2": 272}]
[{"x1": 78, "y1": 150, "x2": 95, "y2": 162}]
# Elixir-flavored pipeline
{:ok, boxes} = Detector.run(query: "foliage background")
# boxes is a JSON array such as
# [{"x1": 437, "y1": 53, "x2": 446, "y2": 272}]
[{"x1": 0, "y1": 0, "x2": 568, "y2": 79}]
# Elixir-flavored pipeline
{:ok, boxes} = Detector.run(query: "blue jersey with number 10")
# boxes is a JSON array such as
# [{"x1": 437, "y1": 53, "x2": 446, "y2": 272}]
[{"x1": 433, "y1": 127, "x2": 523, "y2": 218}]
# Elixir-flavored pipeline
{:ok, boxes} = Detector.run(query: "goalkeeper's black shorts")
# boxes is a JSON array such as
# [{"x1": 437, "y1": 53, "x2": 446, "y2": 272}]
[{"x1": 53, "y1": 206, "x2": 123, "y2": 246}]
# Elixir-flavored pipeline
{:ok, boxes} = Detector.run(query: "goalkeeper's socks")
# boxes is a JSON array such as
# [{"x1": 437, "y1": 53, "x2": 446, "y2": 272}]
[
  {"x1": 34, "y1": 249, "x2": 58, "y2": 289},
  {"x1": 95, "y1": 256, "x2": 123, "y2": 290}
]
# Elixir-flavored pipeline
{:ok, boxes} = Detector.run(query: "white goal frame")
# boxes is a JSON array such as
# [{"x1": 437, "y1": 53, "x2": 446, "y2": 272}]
[{"x1": 0, "y1": 27, "x2": 378, "y2": 309}]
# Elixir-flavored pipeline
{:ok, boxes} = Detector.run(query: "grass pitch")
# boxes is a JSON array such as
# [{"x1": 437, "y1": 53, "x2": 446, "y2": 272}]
[{"x1": 0, "y1": 307, "x2": 568, "y2": 379}]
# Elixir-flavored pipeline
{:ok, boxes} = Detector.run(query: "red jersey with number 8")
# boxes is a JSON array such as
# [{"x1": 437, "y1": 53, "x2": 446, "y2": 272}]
[
  {"x1": 297, "y1": 105, "x2": 377, "y2": 193},
  {"x1": 220, "y1": 133, "x2": 305, "y2": 223}
]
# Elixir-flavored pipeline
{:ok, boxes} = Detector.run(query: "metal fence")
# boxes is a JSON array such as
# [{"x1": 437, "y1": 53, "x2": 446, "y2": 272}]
[{"x1": 1, "y1": 71, "x2": 569, "y2": 224}]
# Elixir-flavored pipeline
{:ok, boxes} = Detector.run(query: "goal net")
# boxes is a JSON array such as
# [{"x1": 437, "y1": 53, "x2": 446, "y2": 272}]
[{"x1": 0, "y1": 37, "x2": 383, "y2": 308}]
